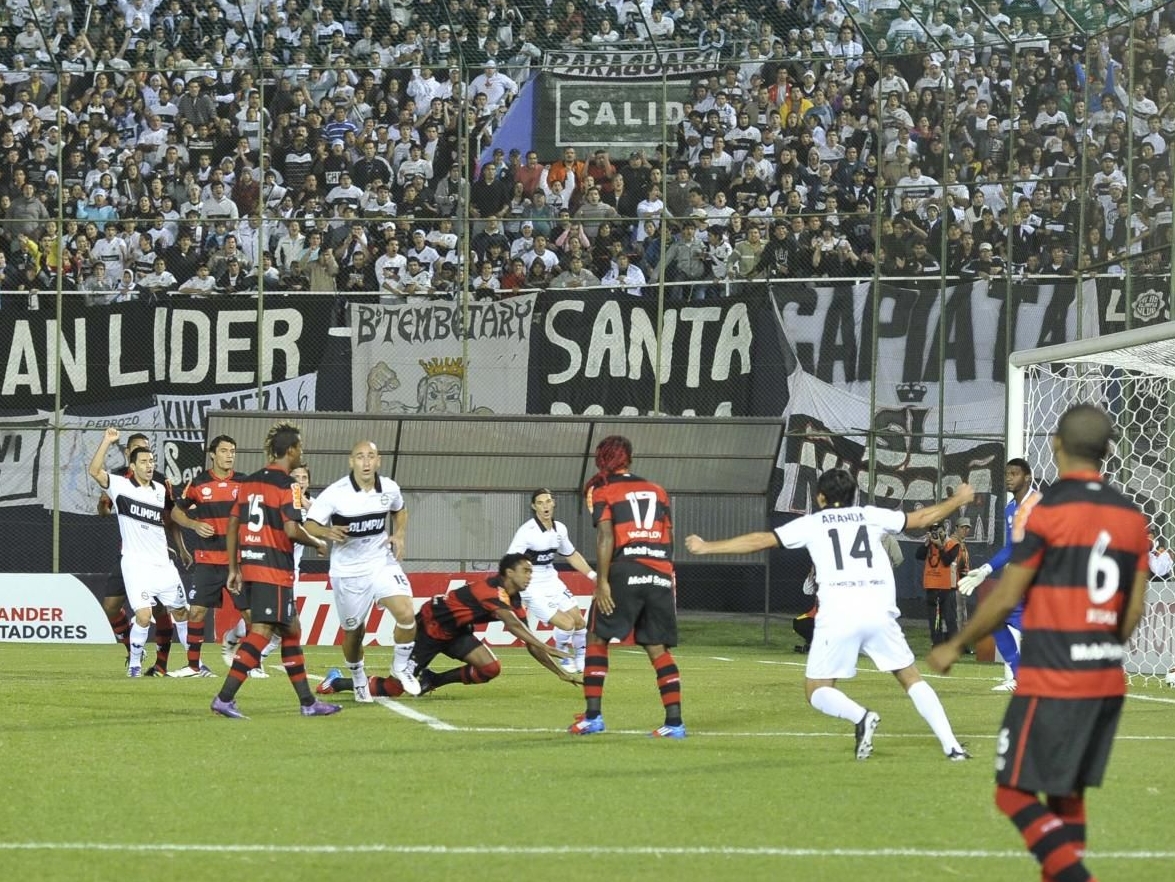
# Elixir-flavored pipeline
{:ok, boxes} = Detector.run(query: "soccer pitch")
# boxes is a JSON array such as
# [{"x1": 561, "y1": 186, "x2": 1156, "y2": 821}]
[{"x1": 2, "y1": 624, "x2": 1172, "y2": 882}]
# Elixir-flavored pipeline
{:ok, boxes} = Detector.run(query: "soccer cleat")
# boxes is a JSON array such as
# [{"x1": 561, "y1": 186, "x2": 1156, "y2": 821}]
[
  {"x1": 568, "y1": 715, "x2": 606, "y2": 735},
  {"x1": 947, "y1": 747, "x2": 973, "y2": 762},
  {"x1": 127, "y1": 665, "x2": 142, "y2": 678},
  {"x1": 559, "y1": 656, "x2": 578, "y2": 675},
  {"x1": 855, "y1": 710, "x2": 881, "y2": 760},
  {"x1": 353, "y1": 680, "x2": 373, "y2": 703},
  {"x1": 391, "y1": 666, "x2": 422, "y2": 697},
  {"x1": 144, "y1": 664, "x2": 167, "y2": 677},
  {"x1": 417, "y1": 668, "x2": 437, "y2": 696},
  {"x1": 317, "y1": 667, "x2": 343, "y2": 694},
  {"x1": 248, "y1": 667, "x2": 270, "y2": 679},
  {"x1": 210, "y1": 696, "x2": 246, "y2": 719},
  {"x1": 168, "y1": 664, "x2": 214, "y2": 678},
  {"x1": 300, "y1": 699, "x2": 343, "y2": 717},
  {"x1": 992, "y1": 679, "x2": 1018, "y2": 693},
  {"x1": 650, "y1": 723, "x2": 687, "y2": 739}
]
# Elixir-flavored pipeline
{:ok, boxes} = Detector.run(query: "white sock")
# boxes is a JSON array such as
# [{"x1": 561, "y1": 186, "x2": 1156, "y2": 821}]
[
  {"x1": 552, "y1": 626, "x2": 573, "y2": 653},
  {"x1": 1002, "y1": 662, "x2": 1014, "y2": 681},
  {"x1": 809, "y1": 686, "x2": 867, "y2": 724},
  {"x1": 130, "y1": 622, "x2": 149, "y2": 668},
  {"x1": 346, "y1": 659, "x2": 368, "y2": 688},
  {"x1": 572, "y1": 628, "x2": 587, "y2": 662},
  {"x1": 173, "y1": 619, "x2": 188, "y2": 653},
  {"x1": 393, "y1": 640, "x2": 415, "y2": 674},
  {"x1": 259, "y1": 634, "x2": 280, "y2": 659},
  {"x1": 226, "y1": 619, "x2": 247, "y2": 645},
  {"x1": 907, "y1": 680, "x2": 962, "y2": 753}
]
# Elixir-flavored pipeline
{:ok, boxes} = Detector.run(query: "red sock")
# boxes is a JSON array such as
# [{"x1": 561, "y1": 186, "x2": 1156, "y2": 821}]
[
  {"x1": 187, "y1": 619, "x2": 205, "y2": 668},
  {"x1": 996, "y1": 786, "x2": 1093, "y2": 882},
  {"x1": 108, "y1": 608, "x2": 130, "y2": 647}
]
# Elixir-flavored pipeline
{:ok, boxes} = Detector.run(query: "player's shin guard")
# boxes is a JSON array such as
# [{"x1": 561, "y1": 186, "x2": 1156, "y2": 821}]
[
  {"x1": 217, "y1": 631, "x2": 269, "y2": 701},
  {"x1": 552, "y1": 626, "x2": 573, "y2": 654},
  {"x1": 392, "y1": 639, "x2": 415, "y2": 674},
  {"x1": 583, "y1": 643, "x2": 609, "y2": 718},
  {"x1": 1047, "y1": 794, "x2": 1088, "y2": 862},
  {"x1": 280, "y1": 635, "x2": 315, "y2": 704},
  {"x1": 153, "y1": 611, "x2": 174, "y2": 670},
  {"x1": 995, "y1": 785, "x2": 1093, "y2": 882},
  {"x1": 173, "y1": 618, "x2": 188, "y2": 654},
  {"x1": 129, "y1": 622, "x2": 150, "y2": 669},
  {"x1": 571, "y1": 628, "x2": 587, "y2": 666},
  {"x1": 906, "y1": 680, "x2": 963, "y2": 753},
  {"x1": 651, "y1": 652, "x2": 682, "y2": 726},
  {"x1": 345, "y1": 660, "x2": 368, "y2": 689},
  {"x1": 809, "y1": 685, "x2": 867, "y2": 723}
]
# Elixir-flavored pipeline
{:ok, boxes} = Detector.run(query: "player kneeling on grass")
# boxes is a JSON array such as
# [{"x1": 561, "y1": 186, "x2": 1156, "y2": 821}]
[
  {"x1": 319, "y1": 553, "x2": 580, "y2": 698},
  {"x1": 686, "y1": 469, "x2": 973, "y2": 761},
  {"x1": 89, "y1": 428, "x2": 191, "y2": 678}
]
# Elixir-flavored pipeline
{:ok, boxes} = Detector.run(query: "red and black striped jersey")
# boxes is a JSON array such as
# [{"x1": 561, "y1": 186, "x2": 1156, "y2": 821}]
[
  {"x1": 182, "y1": 469, "x2": 239, "y2": 565},
  {"x1": 1010, "y1": 470, "x2": 1149, "y2": 699},
  {"x1": 421, "y1": 576, "x2": 524, "y2": 641},
  {"x1": 234, "y1": 465, "x2": 303, "y2": 588},
  {"x1": 591, "y1": 473, "x2": 674, "y2": 575}
]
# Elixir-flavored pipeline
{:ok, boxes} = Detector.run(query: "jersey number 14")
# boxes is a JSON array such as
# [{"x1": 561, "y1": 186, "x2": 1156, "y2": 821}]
[{"x1": 828, "y1": 526, "x2": 874, "y2": 570}]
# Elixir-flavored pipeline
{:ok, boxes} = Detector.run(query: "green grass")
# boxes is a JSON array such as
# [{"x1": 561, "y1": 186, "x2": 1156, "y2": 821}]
[{"x1": 1, "y1": 624, "x2": 1172, "y2": 882}]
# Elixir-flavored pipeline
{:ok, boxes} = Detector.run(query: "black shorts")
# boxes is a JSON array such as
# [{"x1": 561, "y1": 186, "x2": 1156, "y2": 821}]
[
  {"x1": 187, "y1": 565, "x2": 247, "y2": 611},
  {"x1": 589, "y1": 560, "x2": 678, "y2": 647},
  {"x1": 995, "y1": 695, "x2": 1124, "y2": 795},
  {"x1": 245, "y1": 582, "x2": 298, "y2": 627},
  {"x1": 411, "y1": 623, "x2": 482, "y2": 672},
  {"x1": 104, "y1": 567, "x2": 126, "y2": 599}
]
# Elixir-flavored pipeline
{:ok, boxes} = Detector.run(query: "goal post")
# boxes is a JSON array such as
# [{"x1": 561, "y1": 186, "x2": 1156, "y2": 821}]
[{"x1": 1008, "y1": 323, "x2": 1175, "y2": 684}]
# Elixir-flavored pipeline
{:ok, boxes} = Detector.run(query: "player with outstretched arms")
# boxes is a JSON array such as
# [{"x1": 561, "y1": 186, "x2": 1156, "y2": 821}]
[
  {"x1": 507, "y1": 489, "x2": 596, "y2": 674},
  {"x1": 957, "y1": 458, "x2": 1041, "y2": 692},
  {"x1": 308, "y1": 440, "x2": 423, "y2": 701},
  {"x1": 929, "y1": 404, "x2": 1150, "y2": 882},
  {"x1": 687, "y1": 470, "x2": 973, "y2": 761},
  {"x1": 88, "y1": 428, "x2": 191, "y2": 678}
]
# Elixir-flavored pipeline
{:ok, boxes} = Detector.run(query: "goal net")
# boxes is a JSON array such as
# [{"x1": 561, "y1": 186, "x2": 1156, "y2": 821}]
[{"x1": 1009, "y1": 324, "x2": 1175, "y2": 685}]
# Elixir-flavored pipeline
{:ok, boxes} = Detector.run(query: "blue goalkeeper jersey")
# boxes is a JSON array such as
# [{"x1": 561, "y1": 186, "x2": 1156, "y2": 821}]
[{"x1": 988, "y1": 491, "x2": 1035, "y2": 624}]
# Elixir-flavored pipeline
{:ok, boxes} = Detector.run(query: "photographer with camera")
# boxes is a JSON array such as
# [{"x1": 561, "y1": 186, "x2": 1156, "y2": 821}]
[{"x1": 916, "y1": 521, "x2": 961, "y2": 646}]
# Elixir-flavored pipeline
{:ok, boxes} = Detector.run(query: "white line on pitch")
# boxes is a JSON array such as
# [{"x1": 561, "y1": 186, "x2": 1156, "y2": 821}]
[
  {"x1": 0, "y1": 843, "x2": 1170, "y2": 860},
  {"x1": 299, "y1": 668, "x2": 457, "y2": 730}
]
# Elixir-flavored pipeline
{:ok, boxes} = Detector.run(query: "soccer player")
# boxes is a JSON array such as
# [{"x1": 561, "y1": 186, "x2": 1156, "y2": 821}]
[
  {"x1": 319, "y1": 553, "x2": 577, "y2": 698},
  {"x1": 167, "y1": 435, "x2": 240, "y2": 677},
  {"x1": 929, "y1": 404, "x2": 1150, "y2": 882},
  {"x1": 569, "y1": 435, "x2": 685, "y2": 739},
  {"x1": 303, "y1": 440, "x2": 422, "y2": 701},
  {"x1": 507, "y1": 489, "x2": 596, "y2": 673},
  {"x1": 210, "y1": 422, "x2": 341, "y2": 719},
  {"x1": 958, "y1": 458, "x2": 1041, "y2": 692},
  {"x1": 686, "y1": 469, "x2": 973, "y2": 761},
  {"x1": 97, "y1": 432, "x2": 184, "y2": 674},
  {"x1": 87, "y1": 428, "x2": 190, "y2": 678}
]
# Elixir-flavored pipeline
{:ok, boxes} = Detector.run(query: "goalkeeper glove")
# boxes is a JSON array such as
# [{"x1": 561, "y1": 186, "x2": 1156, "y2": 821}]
[{"x1": 958, "y1": 563, "x2": 992, "y2": 596}]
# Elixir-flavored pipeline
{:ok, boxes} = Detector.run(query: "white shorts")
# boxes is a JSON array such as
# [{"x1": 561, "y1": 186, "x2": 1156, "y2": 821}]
[
  {"x1": 805, "y1": 614, "x2": 915, "y2": 681},
  {"x1": 520, "y1": 568, "x2": 578, "y2": 626},
  {"x1": 330, "y1": 564, "x2": 412, "y2": 631},
  {"x1": 122, "y1": 558, "x2": 186, "y2": 614}
]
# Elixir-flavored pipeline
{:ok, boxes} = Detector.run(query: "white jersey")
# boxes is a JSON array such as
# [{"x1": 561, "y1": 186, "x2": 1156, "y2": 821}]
[
  {"x1": 307, "y1": 474, "x2": 404, "y2": 577},
  {"x1": 774, "y1": 505, "x2": 907, "y2": 619},
  {"x1": 507, "y1": 517, "x2": 576, "y2": 573},
  {"x1": 106, "y1": 473, "x2": 170, "y2": 563}
]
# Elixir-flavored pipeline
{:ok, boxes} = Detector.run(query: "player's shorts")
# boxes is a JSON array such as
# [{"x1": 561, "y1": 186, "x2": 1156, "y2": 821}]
[
  {"x1": 121, "y1": 558, "x2": 187, "y2": 614},
  {"x1": 246, "y1": 582, "x2": 298, "y2": 627},
  {"x1": 521, "y1": 568, "x2": 579, "y2": 626},
  {"x1": 104, "y1": 566, "x2": 126, "y2": 599},
  {"x1": 805, "y1": 613, "x2": 915, "y2": 680},
  {"x1": 588, "y1": 560, "x2": 678, "y2": 647},
  {"x1": 330, "y1": 565, "x2": 412, "y2": 631},
  {"x1": 409, "y1": 623, "x2": 482, "y2": 674},
  {"x1": 995, "y1": 695, "x2": 1124, "y2": 794},
  {"x1": 187, "y1": 564, "x2": 245, "y2": 611}
]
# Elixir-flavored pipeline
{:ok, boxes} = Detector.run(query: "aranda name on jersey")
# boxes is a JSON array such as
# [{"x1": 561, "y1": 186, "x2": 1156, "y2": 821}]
[{"x1": 820, "y1": 510, "x2": 865, "y2": 524}]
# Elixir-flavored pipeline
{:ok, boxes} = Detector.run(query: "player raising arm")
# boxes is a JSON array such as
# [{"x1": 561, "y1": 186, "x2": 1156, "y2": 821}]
[
  {"x1": 928, "y1": 404, "x2": 1149, "y2": 882},
  {"x1": 687, "y1": 471, "x2": 974, "y2": 761}
]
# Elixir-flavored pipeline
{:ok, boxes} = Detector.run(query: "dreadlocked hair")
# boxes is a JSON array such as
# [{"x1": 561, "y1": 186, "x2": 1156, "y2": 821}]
[
  {"x1": 264, "y1": 421, "x2": 302, "y2": 461},
  {"x1": 584, "y1": 435, "x2": 633, "y2": 503}
]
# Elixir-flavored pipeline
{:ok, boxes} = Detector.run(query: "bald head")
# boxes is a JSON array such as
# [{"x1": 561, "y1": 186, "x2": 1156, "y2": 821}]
[
  {"x1": 349, "y1": 440, "x2": 381, "y2": 488},
  {"x1": 1055, "y1": 404, "x2": 1113, "y2": 466},
  {"x1": 351, "y1": 440, "x2": 379, "y2": 457}
]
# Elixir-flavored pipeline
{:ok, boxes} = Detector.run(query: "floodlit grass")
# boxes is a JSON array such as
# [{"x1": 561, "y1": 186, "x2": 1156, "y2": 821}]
[{"x1": 1, "y1": 622, "x2": 1172, "y2": 882}]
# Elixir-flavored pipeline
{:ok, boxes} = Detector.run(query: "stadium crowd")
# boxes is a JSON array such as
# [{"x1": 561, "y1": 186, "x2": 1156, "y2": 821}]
[{"x1": 0, "y1": 0, "x2": 1171, "y2": 307}]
